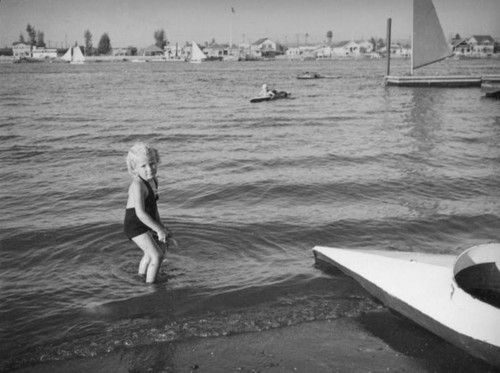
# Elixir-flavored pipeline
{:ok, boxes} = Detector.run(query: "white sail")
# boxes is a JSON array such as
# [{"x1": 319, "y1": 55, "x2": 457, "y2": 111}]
[
  {"x1": 61, "y1": 46, "x2": 85, "y2": 64},
  {"x1": 190, "y1": 42, "x2": 206, "y2": 63},
  {"x1": 412, "y1": 0, "x2": 453, "y2": 71},
  {"x1": 61, "y1": 47, "x2": 72, "y2": 62},
  {"x1": 71, "y1": 46, "x2": 85, "y2": 63}
]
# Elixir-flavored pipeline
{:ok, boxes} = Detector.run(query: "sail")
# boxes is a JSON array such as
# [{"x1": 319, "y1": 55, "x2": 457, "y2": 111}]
[
  {"x1": 61, "y1": 47, "x2": 72, "y2": 62},
  {"x1": 191, "y1": 42, "x2": 206, "y2": 63},
  {"x1": 61, "y1": 46, "x2": 85, "y2": 63},
  {"x1": 72, "y1": 46, "x2": 85, "y2": 63},
  {"x1": 412, "y1": 0, "x2": 453, "y2": 70}
]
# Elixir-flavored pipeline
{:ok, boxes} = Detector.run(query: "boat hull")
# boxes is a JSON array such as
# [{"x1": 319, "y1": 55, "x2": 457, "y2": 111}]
[
  {"x1": 481, "y1": 75, "x2": 500, "y2": 98},
  {"x1": 250, "y1": 92, "x2": 291, "y2": 103},
  {"x1": 385, "y1": 75, "x2": 482, "y2": 87},
  {"x1": 312, "y1": 245, "x2": 500, "y2": 367}
]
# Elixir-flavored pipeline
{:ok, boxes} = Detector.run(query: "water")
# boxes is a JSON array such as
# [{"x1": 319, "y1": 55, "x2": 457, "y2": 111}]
[{"x1": 1, "y1": 58, "x2": 499, "y2": 372}]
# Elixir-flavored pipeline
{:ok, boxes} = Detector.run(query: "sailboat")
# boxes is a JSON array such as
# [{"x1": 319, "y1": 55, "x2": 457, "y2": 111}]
[
  {"x1": 190, "y1": 42, "x2": 207, "y2": 63},
  {"x1": 385, "y1": 0, "x2": 482, "y2": 87},
  {"x1": 61, "y1": 45, "x2": 85, "y2": 64}
]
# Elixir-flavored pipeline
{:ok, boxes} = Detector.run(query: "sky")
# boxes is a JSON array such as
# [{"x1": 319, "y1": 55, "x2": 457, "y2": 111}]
[{"x1": 1, "y1": 0, "x2": 499, "y2": 49}]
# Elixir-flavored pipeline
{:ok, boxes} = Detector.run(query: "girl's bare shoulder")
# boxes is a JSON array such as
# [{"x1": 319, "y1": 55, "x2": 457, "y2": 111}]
[{"x1": 128, "y1": 177, "x2": 146, "y2": 194}]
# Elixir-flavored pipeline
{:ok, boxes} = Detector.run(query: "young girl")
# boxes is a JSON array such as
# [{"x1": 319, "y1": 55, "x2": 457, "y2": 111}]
[{"x1": 124, "y1": 142, "x2": 173, "y2": 283}]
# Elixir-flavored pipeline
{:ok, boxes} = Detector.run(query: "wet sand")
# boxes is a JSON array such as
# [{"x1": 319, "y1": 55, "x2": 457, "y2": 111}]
[{"x1": 10, "y1": 311, "x2": 498, "y2": 373}]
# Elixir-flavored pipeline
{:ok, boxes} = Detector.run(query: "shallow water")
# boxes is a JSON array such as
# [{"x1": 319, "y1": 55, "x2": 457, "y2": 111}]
[{"x1": 1, "y1": 57, "x2": 499, "y2": 371}]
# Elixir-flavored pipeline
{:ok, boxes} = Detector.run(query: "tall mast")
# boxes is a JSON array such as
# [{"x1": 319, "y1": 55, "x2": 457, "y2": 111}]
[{"x1": 386, "y1": 18, "x2": 391, "y2": 76}]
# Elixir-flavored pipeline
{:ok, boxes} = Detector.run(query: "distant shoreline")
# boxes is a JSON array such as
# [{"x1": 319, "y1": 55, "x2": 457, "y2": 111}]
[{"x1": 2, "y1": 53, "x2": 499, "y2": 64}]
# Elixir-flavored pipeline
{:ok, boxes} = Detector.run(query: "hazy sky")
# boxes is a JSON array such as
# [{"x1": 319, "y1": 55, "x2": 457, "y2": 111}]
[{"x1": 1, "y1": 0, "x2": 499, "y2": 49}]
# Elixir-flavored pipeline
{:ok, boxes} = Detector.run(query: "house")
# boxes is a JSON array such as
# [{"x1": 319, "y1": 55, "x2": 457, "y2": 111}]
[
  {"x1": 203, "y1": 42, "x2": 239, "y2": 60},
  {"x1": 314, "y1": 40, "x2": 374, "y2": 59},
  {"x1": 251, "y1": 37, "x2": 277, "y2": 56},
  {"x1": 451, "y1": 35, "x2": 496, "y2": 57},
  {"x1": 452, "y1": 38, "x2": 470, "y2": 56},
  {"x1": 468, "y1": 35, "x2": 495, "y2": 56},
  {"x1": 112, "y1": 47, "x2": 130, "y2": 56},
  {"x1": 386, "y1": 43, "x2": 411, "y2": 58},
  {"x1": 252, "y1": 37, "x2": 276, "y2": 52},
  {"x1": 12, "y1": 42, "x2": 31, "y2": 59},
  {"x1": 356, "y1": 40, "x2": 374, "y2": 53},
  {"x1": 332, "y1": 41, "x2": 360, "y2": 57},
  {"x1": 31, "y1": 46, "x2": 58, "y2": 59},
  {"x1": 141, "y1": 44, "x2": 164, "y2": 57},
  {"x1": 285, "y1": 46, "x2": 317, "y2": 59},
  {"x1": 315, "y1": 45, "x2": 333, "y2": 59},
  {"x1": 165, "y1": 43, "x2": 185, "y2": 60}
]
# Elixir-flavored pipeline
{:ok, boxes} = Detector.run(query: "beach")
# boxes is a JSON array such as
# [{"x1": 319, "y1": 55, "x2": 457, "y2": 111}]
[
  {"x1": 1, "y1": 58, "x2": 499, "y2": 372},
  {"x1": 11, "y1": 316, "x2": 498, "y2": 373}
]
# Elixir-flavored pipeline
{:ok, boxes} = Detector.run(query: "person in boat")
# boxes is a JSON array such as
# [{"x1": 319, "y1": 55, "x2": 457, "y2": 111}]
[{"x1": 258, "y1": 84, "x2": 275, "y2": 99}]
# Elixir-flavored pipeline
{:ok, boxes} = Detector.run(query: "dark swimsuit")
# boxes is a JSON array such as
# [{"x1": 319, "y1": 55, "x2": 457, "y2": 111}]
[{"x1": 124, "y1": 177, "x2": 159, "y2": 240}]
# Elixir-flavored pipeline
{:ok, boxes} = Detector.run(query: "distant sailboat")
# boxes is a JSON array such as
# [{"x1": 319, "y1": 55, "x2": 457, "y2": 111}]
[
  {"x1": 385, "y1": 0, "x2": 481, "y2": 87},
  {"x1": 190, "y1": 42, "x2": 206, "y2": 63},
  {"x1": 61, "y1": 45, "x2": 85, "y2": 64}
]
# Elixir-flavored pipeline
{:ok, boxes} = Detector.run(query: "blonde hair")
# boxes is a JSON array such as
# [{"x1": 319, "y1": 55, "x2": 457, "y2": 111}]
[{"x1": 126, "y1": 142, "x2": 160, "y2": 175}]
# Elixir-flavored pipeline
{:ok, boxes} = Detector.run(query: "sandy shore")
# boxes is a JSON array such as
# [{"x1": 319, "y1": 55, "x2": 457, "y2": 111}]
[{"x1": 10, "y1": 312, "x2": 498, "y2": 373}]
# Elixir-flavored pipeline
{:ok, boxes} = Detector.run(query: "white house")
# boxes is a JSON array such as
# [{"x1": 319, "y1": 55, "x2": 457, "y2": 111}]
[
  {"x1": 285, "y1": 46, "x2": 317, "y2": 59},
  {"x1": 252, "y1": 37, "x2": 276, "y2": 54},
  {"x1": 468, "y1": 35, "x2": 495, "y2": 56},
  {"x1": 142, "y1": 44, "x2": 164, "y2": 57},
  {"x1": 332, "y1": 41, "x2": 360, "y2": 57},
  {"x1": 32, "y1": 46, "x2": 58, "y2": 59},
  {"x1": 12, "y1": 42, "x2": 31, "y2": 59}
]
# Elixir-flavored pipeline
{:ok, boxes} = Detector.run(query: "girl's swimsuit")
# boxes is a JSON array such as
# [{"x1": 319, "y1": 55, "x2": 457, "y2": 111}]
[{"x1": 124, "y1": 177, "x2": 159, "y2": 239}]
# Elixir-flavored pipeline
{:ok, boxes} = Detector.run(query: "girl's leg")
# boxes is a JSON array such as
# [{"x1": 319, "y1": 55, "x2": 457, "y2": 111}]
[
  {"x1": 138, "y1": 253, "x2": 151, "y2": 277},
  {"x1": 132, "y1": 233, "x2": 163, "y2": 283}
]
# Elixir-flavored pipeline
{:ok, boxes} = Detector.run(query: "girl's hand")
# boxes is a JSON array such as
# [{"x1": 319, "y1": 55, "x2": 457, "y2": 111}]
[{"x1": 156, "y1": 229, "x2": 168, "y2": 243}]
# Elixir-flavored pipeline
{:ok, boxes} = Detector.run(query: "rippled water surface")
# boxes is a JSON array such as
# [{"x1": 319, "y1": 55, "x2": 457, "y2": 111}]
[{"x1": 1, "y1": 58, "x2": 499, "y2": 371}]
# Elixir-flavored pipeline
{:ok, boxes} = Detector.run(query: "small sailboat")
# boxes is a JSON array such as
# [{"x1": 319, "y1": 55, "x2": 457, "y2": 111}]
[
  {"x1": 190, "y1": 42, "x2": 206, "y2": 63},
  {"x1": 385, "y1": 0, "x2": 481, "y2": 87},
  {"x1": 61, "y1": 45, "x2": 85, "y2": 64}
]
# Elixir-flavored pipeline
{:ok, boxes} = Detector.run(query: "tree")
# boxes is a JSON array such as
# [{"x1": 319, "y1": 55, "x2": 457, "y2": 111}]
[
  {"x1": 84, "y1": 29, "x2": 93, "y2": 56},
  {"x1": 26, "y1": 23, "x2": 36, "y2": 46},
  {"x1": 36, "y1": 31, "x2": 46, "y2": 48},
  {"x1": 377, "y1": 38, "x2": 385, "y2": 50},
  {"x1": 19, "y1": 33, "x2": 25, "y2": 43},
  {"x1": 326, "y1": 30, "x2": 333, "y2": 44},
  {"x1": 154, "y1": 29, "x2": 167, "y2": 50},
  {"x1": 97, "y1": 33, "x2": 112, "y2": 55},
  {"x1": 128, "y1": 46, "x2": 138, "y2": 56}
]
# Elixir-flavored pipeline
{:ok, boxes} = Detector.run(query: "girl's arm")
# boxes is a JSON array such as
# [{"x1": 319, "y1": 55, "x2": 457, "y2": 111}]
[{"x1": 129, "y1": 179, "x2": 168, "y2": 240}]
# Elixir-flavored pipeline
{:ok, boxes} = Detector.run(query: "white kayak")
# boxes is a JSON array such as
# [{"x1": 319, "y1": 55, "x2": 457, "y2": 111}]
[{"x1": 312, "y1": 244, "x2": 500, "y2": 367}]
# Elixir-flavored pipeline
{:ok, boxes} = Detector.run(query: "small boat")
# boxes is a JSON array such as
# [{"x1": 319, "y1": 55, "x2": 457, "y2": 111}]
[
  {"x1": 481, "y1": 75, "x2": 500, "y2": 99},
  {"x1": 250, "y1": 91, "x2": 291, "y2": 103},
  {"x1": 385, "y1": 0, "x2": 481, "y2": 87},
  {"x1": 297, "y1": 72, "x2": 341, "y2": 80},
  {"x1": 190, "y1": 41, "x2": 207, "y2": 63},
  {"x1": 297, "y1": 72, "x2": 323, "y2": 79},
  {"x1": 312, "y1": 244, "x2": 500, "y2": 367},
  {"x1": 61, "y1": 45, "x2": 85, "y2": 64},
  {"x1": 483, "y1": 85, "x2": 500, "y2": 99}
]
